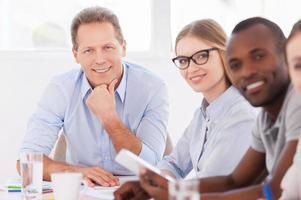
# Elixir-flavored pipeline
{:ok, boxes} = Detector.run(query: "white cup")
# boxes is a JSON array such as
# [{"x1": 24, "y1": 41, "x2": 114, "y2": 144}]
[
  {"x1": 168, "y1": 179, "x2": 200, "y2": 200},
  {"x1": 51, "y1": 172, "x2": 82, "y2": 200}
]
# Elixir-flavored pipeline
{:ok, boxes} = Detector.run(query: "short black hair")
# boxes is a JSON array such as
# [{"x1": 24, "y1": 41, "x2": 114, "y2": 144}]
[{"x1": 232, "y1": 17, "x2": 286, "y2": 53}]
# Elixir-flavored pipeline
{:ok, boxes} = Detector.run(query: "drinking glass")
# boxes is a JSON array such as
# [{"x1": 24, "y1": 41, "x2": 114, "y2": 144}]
[{"x1": 20, "y1": 152, "x2": 43, "y2": 200}]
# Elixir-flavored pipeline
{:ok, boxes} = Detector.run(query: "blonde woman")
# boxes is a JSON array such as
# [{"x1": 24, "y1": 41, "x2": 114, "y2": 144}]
[
  {"x1": 115, "y1": 19, "x2": 257, "y2": 200},
  {"x1": 280, "y1": 20, "x2": 301, "y2": 200}
]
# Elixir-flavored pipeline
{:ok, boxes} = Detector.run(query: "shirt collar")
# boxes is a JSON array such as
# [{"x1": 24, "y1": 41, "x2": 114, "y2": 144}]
[
  {"x1": 115, "y1": 64, "x2": 127, "y2": 103},
  {"x1": 80, "y1": 64, "x2": 127, "y2": 102},
  {"x1": 200, "y1": 86, "x2": 241, "y2": 119},
  {"x1": 262, "y1": 83, "x2": 293, "y2": 134},
  {"x1": 80, "y1": 71, "x2": 92, "y2": 100}
]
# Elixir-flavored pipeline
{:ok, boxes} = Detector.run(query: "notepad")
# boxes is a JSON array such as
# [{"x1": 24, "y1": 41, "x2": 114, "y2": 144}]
[
  {"x1": 83, "y1": 186, "x2": 115, "y2": 200},
  {"x1": 115, "y1": 149, "x2": 176, "y2": 182}
]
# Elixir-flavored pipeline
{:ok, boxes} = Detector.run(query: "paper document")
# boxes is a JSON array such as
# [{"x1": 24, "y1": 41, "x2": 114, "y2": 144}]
[
  {"x1": 115, "y1": 149, "x2": 176, "y2": 182},
  {"x1": 83, "y1": 186, "x2": 117, "y2": 200}
]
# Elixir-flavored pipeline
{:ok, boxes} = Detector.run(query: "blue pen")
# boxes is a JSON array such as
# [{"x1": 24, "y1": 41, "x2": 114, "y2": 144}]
[
  {"x1": 8, "y1": 189, "x2": 21, "y2": 192},
  {"x1": 262, "y1": 181, "x2": 273, "y2": 200}
]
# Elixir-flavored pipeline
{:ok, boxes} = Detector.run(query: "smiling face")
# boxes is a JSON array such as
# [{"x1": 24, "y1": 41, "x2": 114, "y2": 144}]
[
  {"x1": 226, "y1": 24, "x2": 289, "y2": 107},
  {"x1": 73, "y1": 22, "x2": 126, "y2": 88},
  {"x1": 176, "y1": 36, "x2": 228, "y2": 102},
  {"x1": 286, "y1": 32, "x2": 301, "y2": 96}
]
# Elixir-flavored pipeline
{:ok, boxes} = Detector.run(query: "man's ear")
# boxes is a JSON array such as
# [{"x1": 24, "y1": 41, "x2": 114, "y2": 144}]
[
  {"x1": 121, "y1": 40, "x2": 127, "y2": 57},
  {"x1": 72, "y1": 48, "x2": 79, "y2": 63}
]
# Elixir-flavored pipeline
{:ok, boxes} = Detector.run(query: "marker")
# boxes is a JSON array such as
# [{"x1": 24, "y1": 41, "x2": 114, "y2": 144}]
[
  {"x1": 7, "y1": 185, "x2": 21, "y2": 189},
  {"x1": 8, "y1": 189, "x2": 21, "y2": 192},
  {"x1": 7, "y1": 185, "x2": 21, "y2": 192},
  {"x1": 42, "y1": 189, "x2": 53, "y2": 194},
  {"x1": 262, "y1": 181, "x2": 273, "y2": 200},
  {"x1": 7, "y1": 187, "x2": 53, "y2": 193}
]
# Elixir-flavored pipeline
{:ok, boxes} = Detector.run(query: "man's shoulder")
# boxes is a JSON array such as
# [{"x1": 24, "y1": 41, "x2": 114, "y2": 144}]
[
  {"x1": 256, "y1": 84, "x2": 301, "y2": 131},
  {"x1": 50, "y1": 68, "x2": 83, "y2": 88},
  {"x1": 124, "y1": 62, "x2": 167, "y2": 102},
  {"x1": 125, "y1": 61, "x2": 165, "y2": 86}
]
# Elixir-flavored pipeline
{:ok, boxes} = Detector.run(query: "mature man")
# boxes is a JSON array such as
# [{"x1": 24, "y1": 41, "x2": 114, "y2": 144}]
[
  {"x1": 18, "y1": 6, "x2": 169, "y2": 187},
  {"x1": 114, "y1": 17, "x2": 301, "y2": 200}
]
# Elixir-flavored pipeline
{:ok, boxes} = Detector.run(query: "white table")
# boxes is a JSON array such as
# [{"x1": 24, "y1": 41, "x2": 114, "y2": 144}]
[
  {"x1": 0, "y1": 192, "x2": 108, "y2": 200},
  {"x1": 0, "y1": 176, "x2": 138, "y2": 200}
]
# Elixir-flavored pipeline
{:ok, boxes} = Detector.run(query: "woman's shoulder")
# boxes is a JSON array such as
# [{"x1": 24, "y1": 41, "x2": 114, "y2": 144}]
[{"x1": 223, "y1": 87, "x2": 258, "y2": 119}]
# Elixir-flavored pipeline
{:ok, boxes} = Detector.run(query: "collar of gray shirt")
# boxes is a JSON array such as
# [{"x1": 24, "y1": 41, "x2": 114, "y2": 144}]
[{"x1": 262, "y1": 84, "x2": 293, "y2": 135}]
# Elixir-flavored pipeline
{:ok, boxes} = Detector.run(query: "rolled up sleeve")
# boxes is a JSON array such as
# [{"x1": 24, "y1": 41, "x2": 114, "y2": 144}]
[
  {"x1": 251, "y1": 115, "x2": 266, "y2": 153},
  {"x1": 19, "y1": 80, "x2": 66, "y2": 157},
  {"x1": 136, "y1": 83, "x2": 169, "y2": 165},
  {"x1": 157, "y1": 125, "x2": 193, "y2": 179}
]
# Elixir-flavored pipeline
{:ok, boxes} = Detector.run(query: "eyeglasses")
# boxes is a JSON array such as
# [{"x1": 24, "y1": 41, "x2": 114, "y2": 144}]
[{"x1": 172, "y1": 47, "x2": 219, "y2": 70}]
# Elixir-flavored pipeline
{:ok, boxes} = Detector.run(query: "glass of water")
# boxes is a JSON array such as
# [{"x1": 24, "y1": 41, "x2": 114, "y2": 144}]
[
  {"x1": 168, "y1": 179, "x2": 200, "y2": 200},
  {"x1": 20, "y1": 152, "x2": 43, "y2": 200}
]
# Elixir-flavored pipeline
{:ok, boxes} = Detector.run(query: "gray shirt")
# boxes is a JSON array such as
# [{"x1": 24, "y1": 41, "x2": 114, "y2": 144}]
[
  {"x1": 157, "y1": 86, "x2": 257, "y2": 179},
  {"x1": 251, "y1": 84, "x2": 301, "y2": 174}
]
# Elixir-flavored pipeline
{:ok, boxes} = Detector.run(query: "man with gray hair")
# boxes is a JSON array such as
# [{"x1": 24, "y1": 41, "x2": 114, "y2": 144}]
[{"x1": 18, "y1": 6, "x2": 169, "y2": 187}]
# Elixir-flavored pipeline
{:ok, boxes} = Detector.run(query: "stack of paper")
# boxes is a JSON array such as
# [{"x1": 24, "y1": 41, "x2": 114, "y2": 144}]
[{"x1": 82, "y1": 186, "x2": 118, "y2": 200}]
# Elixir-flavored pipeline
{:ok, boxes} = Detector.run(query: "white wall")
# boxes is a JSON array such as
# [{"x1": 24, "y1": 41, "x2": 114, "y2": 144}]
[
  {"x1": 0, "y1": 51, "x2": 72, "y2": 182},
  {"x1": 0, "y1": 50, "x2": 200, "y2": 182}
]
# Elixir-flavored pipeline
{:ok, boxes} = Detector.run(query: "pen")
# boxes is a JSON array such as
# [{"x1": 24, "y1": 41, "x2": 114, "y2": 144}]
[
  {"x1": 262, "y1": 181, "x2": 273, "y2": 200},
  {"x1": 7, "y1": 186, "x2": 21, "y2": 192},
  {"x1": 7, "y1": 187, "x2": 53, "y2": 193},
  {"x1": 42, "y1": 189, "x2": 53, "y2": 194},
  {"x1": 8, "y1": 189, "x2": 21, "y2": 192},
  {"x1": 7, "y1": 185, "x2": 21, "y2": 189}
]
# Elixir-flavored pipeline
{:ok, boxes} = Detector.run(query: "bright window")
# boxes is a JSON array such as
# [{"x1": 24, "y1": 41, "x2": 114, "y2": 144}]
[
  {"x1": 171, "y1": 0, "x2": 301, "y2": 48},
  {"x1": 0, "y1": 0, "x2": 151, "y2": 51}
]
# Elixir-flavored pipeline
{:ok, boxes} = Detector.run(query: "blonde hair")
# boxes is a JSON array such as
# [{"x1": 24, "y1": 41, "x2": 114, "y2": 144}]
[
  {"x1": 175, "y1": 19, "x2": 230, "y2": 85},
  {"x1": 285, "y1": 19, "x2": 301, "y2": 65}
]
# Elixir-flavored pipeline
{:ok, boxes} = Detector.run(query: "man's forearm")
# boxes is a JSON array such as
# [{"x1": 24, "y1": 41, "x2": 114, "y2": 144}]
[
  {"x1": 201, "y1": 184, "x2": 263, "y2": 200},
  {"x1": 200, "y1": 174, "x2": 283, "y2": 200},
  {"x1": 16, "y1": 156, "x2": 78, "y2": 181},
  {"x1": 102, "y1": 115, "x2": 142, "y2": 155},
  {"x1": 199, "y1": 175, "x2": 238, "y2": 194},
  {"x1": 42, "y1": 156, "x2": 79, "y2": 180}
]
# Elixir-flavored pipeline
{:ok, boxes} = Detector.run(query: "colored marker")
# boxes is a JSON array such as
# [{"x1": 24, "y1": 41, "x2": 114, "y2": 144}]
[{"x1": 262, "y1": 181, "x2": 273, "y2": 200}]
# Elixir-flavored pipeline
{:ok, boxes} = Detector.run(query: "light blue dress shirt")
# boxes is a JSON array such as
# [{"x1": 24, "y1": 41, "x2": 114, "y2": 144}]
[
  {"x1": 20, "y1": 61, "x2": 169, "y2": 175},
  {"x1": 157, "y1": 86, "x2": 256, "y2": 179}
]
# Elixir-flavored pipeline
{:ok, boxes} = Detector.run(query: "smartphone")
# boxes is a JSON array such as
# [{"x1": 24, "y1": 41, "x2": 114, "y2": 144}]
[{"x1": 115, "y1": 149, "x2": 176, "y2": 182}]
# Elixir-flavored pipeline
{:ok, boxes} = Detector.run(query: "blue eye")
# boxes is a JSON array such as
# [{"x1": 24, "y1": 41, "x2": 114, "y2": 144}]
[
  {"x1": 83, "y1": 49, "x2": 93, "y2": 54},
  {"x1": 104, "y1": 46, "x2": 114, "y2": 51}
]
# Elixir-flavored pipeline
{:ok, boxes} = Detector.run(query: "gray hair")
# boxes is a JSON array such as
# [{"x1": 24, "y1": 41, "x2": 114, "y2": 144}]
[{"x1": 71, "y1": 6, "x2": 124, "y2": 49}]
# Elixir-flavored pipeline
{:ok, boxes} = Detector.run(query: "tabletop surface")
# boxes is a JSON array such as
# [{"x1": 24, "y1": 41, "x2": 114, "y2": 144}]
[{"x1": 0, "y1": 176, "x2": 138, "y2": 200}]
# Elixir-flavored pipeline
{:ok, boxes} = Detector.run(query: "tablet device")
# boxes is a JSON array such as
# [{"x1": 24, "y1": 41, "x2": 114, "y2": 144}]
[{"x1": 115, "y1": 149, "x2": 175, "y2": 182}]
